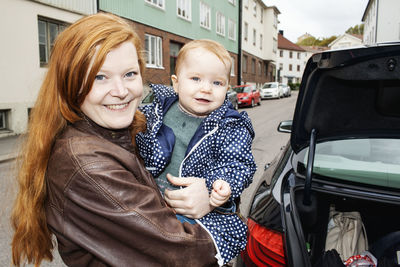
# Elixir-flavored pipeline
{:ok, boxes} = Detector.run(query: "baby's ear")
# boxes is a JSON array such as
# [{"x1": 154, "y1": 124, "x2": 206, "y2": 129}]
[{"x1": 171, "y1": 75, "x2": 179, "y2": 93}]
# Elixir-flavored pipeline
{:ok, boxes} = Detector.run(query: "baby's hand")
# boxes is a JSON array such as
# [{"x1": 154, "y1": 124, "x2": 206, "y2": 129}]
[{"x1": 209, "y1": 180, "x2": 231, "y2": 207}]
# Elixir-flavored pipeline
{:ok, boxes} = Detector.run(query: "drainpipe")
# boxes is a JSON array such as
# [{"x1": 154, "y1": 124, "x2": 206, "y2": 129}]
[
  {"x1": 238, "y1": 0, "x2": 242, "y2": 85},
  {"x1": 375, "y1": 0, "x2": 379, "y2": 43}
]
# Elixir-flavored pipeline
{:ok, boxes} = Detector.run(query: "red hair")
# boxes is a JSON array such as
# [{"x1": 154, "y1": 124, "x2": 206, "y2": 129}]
[{"x1": 11, "y1": 12, "x2": 146, "y2": 266}]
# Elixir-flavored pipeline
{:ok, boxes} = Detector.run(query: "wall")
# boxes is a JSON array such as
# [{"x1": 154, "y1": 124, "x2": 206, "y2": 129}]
[{"x1": 0, "y1": 0, "x2": 86, "y2": 137}]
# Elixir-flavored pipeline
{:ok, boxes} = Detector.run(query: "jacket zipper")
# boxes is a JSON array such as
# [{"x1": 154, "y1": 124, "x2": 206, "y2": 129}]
[{"x1": 178, "y1": 126, "x2": 224, "y2": 266}]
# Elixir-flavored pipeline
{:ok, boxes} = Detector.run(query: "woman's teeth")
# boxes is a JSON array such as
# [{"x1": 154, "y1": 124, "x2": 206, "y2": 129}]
[{"x1": 106, "y1": 103, "x2": 128, "y2": 110}]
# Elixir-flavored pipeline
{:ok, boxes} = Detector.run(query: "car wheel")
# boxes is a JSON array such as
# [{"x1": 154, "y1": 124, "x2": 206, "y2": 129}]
[{"x1": 251, "y1": 99, "x2": 255, "y2": 107}]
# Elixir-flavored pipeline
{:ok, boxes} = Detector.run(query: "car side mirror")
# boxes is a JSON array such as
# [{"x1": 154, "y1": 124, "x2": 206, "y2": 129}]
[{"x1": 278, "y1": 120, "x2": 292, "y2": 133}]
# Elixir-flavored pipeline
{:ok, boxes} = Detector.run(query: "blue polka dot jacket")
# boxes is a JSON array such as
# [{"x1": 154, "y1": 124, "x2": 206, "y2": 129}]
[{"x1": 136, "y1": 84, "x2": 257, "y2": 265}]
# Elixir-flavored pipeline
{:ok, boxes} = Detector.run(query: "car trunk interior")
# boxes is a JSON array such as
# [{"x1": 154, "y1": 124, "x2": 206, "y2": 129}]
[{"x1": 293, "y1": 187, "x2": 399, "y2": 265}]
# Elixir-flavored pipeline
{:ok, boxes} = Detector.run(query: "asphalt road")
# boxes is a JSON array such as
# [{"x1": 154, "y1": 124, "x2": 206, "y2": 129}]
[{"x1": 0, "y1": 91, "x2": 298, "y2": 266}]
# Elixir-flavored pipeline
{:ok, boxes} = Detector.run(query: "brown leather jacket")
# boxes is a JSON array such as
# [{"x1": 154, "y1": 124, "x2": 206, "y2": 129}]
[{"x1": 45, "y1": 118, "x2": 217, "y2": 266}]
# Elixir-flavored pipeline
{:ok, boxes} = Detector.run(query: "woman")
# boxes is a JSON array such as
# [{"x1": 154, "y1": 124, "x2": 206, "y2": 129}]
[{"x1": 11, "y1": 13, "x2": 217, "y2": 266}]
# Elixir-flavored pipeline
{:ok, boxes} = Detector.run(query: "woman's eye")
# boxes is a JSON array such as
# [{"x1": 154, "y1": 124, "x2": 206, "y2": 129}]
[
  {"x1": 191, "y1": 77, "x2": 200, "y2": 82},
  {"x1": 95, "y1": 75, "x2": 106, "y2": 81},
  {"x1": 125, "y1": 71, "x2": 137, "y2": 78}
]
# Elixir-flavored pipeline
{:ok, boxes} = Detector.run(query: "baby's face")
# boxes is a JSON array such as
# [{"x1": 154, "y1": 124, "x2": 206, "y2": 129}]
[{"x1": 172, "y1": 47, "x2": 230, "y2": 117}]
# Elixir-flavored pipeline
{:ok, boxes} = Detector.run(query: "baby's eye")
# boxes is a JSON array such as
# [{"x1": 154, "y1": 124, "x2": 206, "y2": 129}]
[
  {"x1": 191, "y1": 77, "x2": 200, "y2": 82},
  {"x1": 95, "y1": 74, "x2": 106, "y2": 81},
  {"x1": 213, "y1": 81, "x2": 223, "y2": 86},
  {"x1": 125, "y1": 71, "x2": 137, "y2": 78}
]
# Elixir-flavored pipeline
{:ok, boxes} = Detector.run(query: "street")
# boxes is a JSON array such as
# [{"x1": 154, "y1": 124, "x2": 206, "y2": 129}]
[{"x1": 0, "y1": 91, "x2": 297, "y2": 266}]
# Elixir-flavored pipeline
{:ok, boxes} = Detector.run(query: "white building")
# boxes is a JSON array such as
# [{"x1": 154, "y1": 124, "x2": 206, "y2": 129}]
[
  {"x1": 328, "y1": 33, "x2": 363, "y2": 50},
  {"x1": 362, "y1": 0, "x2": 400, "y2": 44},
  {"x1": 241, "y1": 0, "x2": 280, "y2": 87},
  {"x1": 0, "y1": 0, "x2": 96, "y2": 138},
  {"x1": 276, "y1": 32, "x2": 306, "y2": 85}
]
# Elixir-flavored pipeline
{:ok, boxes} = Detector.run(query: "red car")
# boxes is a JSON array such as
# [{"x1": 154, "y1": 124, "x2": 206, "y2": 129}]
[{"x1": 232, "y1": 84, "x2": 261, "y2": 108}]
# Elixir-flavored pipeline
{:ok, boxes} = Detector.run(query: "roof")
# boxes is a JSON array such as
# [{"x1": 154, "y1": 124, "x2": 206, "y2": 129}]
[{"x1": 278, "y1": 33, "x2": 306, "y2": 52}]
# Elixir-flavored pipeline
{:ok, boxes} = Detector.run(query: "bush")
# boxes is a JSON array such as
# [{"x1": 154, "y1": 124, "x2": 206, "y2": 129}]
[{"x1": 288, "y1": 82, "x2": 301, "y2": 91}]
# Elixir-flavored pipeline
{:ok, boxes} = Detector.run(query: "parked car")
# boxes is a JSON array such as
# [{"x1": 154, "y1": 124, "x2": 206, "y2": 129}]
[
  {"x1": 261, "y1": 82, "x2": 284, "y2": 99},
  {"x1": 232, "y1": 84, "x2": 261, "y2": 107},
  {"x1": 227, "y1": 87, "x2": 239, "y2": 110},
  {"x1": 280, "y1": 83, "x2": 291, "y2": 97},
  {"x1": 240, "y1": 43, "x2": 400, "y2": 267}
]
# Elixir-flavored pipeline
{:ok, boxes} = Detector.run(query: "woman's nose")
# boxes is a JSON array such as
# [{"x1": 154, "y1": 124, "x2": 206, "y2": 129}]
[{"x1": 110, "y1": 78, "x2": 128, "y2": 98}]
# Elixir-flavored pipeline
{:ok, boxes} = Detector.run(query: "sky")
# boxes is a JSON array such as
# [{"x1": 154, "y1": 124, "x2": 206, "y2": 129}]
[{"x1": 263, "y1": 0, "x2": 369, "y2": 43}]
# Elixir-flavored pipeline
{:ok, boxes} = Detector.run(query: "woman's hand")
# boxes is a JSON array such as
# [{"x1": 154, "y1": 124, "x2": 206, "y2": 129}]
[
  {"x1": 164, "y1": 174, "x2": 213, "y2": 219},
  {"x1": 209, "y1": 180, "x2": 231, "y2": 207}
]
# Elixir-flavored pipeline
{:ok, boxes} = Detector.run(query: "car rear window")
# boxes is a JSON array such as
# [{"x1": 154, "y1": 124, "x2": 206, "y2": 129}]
[{"x1": 299, "y1": 138, "x2": 400, "y2": 189}]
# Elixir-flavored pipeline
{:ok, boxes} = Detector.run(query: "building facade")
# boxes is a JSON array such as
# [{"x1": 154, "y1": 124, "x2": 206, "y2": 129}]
[
  {"x1": 0, "y1": 0, "x2": 95, "y2": 137},
  {"x1": 362, "y1": 0, "x2": 400, "y2": 44},
  {"x1": 99, "y1": 0, "x2": 240, "y2": 86},
  {"x1": 241, "y1": 0, "x2": 279, "y2": 88},
  {"x1": 276, "y1": 32, "x2": 306, "y2": 85},
  {"x1": 328, "y1": 33, "x2": 363, "y2": 50}
]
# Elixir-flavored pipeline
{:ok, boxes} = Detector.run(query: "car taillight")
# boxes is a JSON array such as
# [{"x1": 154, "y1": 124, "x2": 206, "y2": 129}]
[{"x1": 241, "y1": 218, "x2": 286, "y2": 267}]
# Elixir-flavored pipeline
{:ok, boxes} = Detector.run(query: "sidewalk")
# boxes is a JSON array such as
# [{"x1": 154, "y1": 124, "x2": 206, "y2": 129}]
[{"x1": 0, "y1": 135, "x2": 21, "y2": 163}]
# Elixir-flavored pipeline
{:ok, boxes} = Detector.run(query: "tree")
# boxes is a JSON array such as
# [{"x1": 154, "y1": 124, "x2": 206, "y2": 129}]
[
  {"x1": 319, "y1": 36, "x2": 337, "y2": 47},
  {"x1": 346, "y1": 24, "x2": 364, "y2": 35},
  {"x1": 297, "y1": 36, "x2": 319, "y2": 46}
]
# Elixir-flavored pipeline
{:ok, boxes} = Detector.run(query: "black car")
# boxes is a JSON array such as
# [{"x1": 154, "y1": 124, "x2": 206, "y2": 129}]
[{"x1": 240, "y1": 43, "x2": 400, "y2": 267}]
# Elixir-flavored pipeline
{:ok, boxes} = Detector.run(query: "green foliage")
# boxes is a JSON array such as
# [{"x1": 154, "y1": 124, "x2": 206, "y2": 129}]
[
  {"x1": 297, "y1": 36, "x2": 337, "y2": 47},
  {"x1": 288, "y1": 82, "x2": 301, "y2": 91},
  {"x1": 346, "y1": 24, "x2": 364, "y2": 35}
]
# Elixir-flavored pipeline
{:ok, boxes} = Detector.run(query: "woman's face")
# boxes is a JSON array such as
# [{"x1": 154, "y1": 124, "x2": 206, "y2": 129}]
[{"x1": 81, "y1": 41, "x2": 143, "y2": 130}]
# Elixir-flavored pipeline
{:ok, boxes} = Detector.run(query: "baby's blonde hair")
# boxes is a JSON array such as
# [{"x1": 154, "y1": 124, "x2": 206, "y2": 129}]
[{"x1": 175, "y1": 39, "x2": 232, "y2": 80}]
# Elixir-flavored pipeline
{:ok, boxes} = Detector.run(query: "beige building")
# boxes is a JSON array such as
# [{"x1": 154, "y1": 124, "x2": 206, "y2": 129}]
[
  {"x1": 328, "y1": 33, "x2": 363, "y2": 50},
  {"x1": 241, "y1": 0, "x2": 280, "y2": 87},
  {"x1": 0, "y1": 0, "x2": 95, "y2": 138}
]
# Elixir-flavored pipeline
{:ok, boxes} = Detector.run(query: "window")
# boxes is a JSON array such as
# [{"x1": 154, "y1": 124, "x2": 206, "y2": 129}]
[
  {"x1": 289, "y1": 64, "x2": 292, "y2": 71},
  {"x1": 273, "y1": 37, "x2": 277, "y2": 53},
  {"x1": 216, "y1": 12, "x2": 225, "y2": 36},
  {"x1": 280, "y1": 50, "x2": 283, "y2": 57},
  {"x1": 251, "y1": 58, "x2": 256, "y2": 74},
  {"x1": 258, "y1": 61, "x2": 262, "y2": 75},
  {"x1": 228, "y1": 0, "x2": 236, "y2": 5},
  {"x1": 273, "y1": 13, "x2": 278, "y2": 28},
  {"x1": 38, "y1": 17, "x2": 67, "y2": 65},
  {"x1": 199, "y1": 2, "x2": 211, "y2": 29},
  {"x1": 260, "y1": 9, "x2": 263, "y2": 23},
  {"x1": 244, "y1": 22, "x2": 248, "y2": 41},
  {"x1": 145, "y1": 0, "x2": 165, "y2": 9},
  {"x1": 253, "y1": 1, "x2": 257, "y2": 16},
  {"x1": 243, "y1": 55, "x2": 248, "y2": 73},
  {"x1": 260, "y1": 34, "x2": 263, "y2": 50},
  {"x1": 177, "y1": 0, "x2": 191, "y2": 21},
  {"x1": 297, "y1": 52, "x2": 301, "y2": 59},
  {"x1": 297, "y1": 65, "x2": 300, "y2": 72},
  {"x1": 228, "y1": 19, "x2": 236, "y2": 40},
  {"x1": 279, "y1": 63, "x2": 283, "y2": 70},
  {"x1": 289, "y1": 51, "x2": 293, "y2": 58},
  {"x1": 253, "y1": 29, "x2": 256, "y2": 46},
  {"x1": 145, "y1": 34, "x2": 163, "y2": 68},
  {"x1": 231, "y1": 57, "x2": 235, "y2": 76},
  {"x1": 0, "y1": 110, "x2": 10, "y2": 130}
]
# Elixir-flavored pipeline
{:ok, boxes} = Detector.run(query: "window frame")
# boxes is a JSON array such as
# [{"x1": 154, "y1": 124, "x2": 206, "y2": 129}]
[
  {"x1": 38, "y1": 16, "x2": 67, "y2": 66},
  {"x1": 260, "y1": 34, "x2": 263, "y2": 50},
  {"x1": 145, "y1": 34, "x2": 163, "y2": 69},
  {"x1": 252, "y1": 29, "x2": 256, "y2": 46},
  {"x1": 231, "y1": 57, "x2": 235, "y2": 77},
  {"x1": 243, "y1": 55, "x2": 248, "y2": 73},
  {"x1": 177, "y1": 0, "x2": 191, "y2": 21},
  {"x1": 0, "y1": 109, "x2": 10, "y2": 131},
  {"x1": 228, "y1": 19, "x2": 236, "y2": 41},
  {"x1": 145, "y1": 0, "x2": 165, "y2": 10},
  {"x1": 244, "y1": 22, "x2": 248, "y2": 41},
  {"x1": 199, "y1": 1, "x2": 211, "y2": 30},
  {"x1": 216, "y1": 12, "x2": 225, "y2": 36}
]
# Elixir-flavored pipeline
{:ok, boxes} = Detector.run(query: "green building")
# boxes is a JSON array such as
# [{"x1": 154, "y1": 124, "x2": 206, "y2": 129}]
[{"x1": 99, "y1": 0, "x2": 240, "y2": 85}]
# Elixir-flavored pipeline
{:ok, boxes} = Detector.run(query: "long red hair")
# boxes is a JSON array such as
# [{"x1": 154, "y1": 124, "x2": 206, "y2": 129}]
[{"x1": 11, "y1": 12, "x2": 146, "y2": 266}]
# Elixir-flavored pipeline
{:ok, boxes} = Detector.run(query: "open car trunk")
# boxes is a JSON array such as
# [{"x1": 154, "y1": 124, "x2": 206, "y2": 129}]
[{"x1": 293, "y1": 186, "x2": 400, "y2": 266}]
